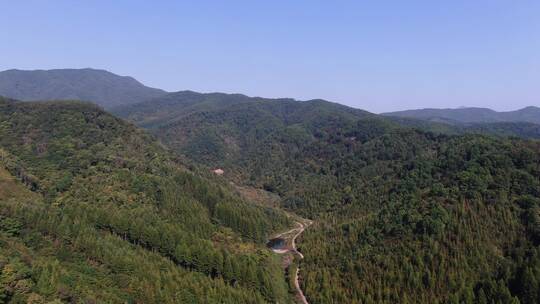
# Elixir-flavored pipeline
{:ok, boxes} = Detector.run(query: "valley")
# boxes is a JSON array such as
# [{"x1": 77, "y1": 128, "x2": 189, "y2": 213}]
[
  {"x1": 114, "y1": 89, "x2": 540, "y2": 303},
  {"x1": 2, "y1": 2, "x2": 539, "y2": 303},
  {"x1": 0, "y1": 71, "x2": 539, "y2": 303}
]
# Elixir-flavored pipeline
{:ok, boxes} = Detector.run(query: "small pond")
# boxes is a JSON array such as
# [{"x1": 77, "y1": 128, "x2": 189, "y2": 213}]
[{"x1": 267, "y1": 238, "x2": 286, "y2": 250}]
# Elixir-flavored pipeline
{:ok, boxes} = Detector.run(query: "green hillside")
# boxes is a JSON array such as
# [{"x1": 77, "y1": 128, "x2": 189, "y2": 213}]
[
  {"x1": 115, "y1": 93, "x2": 378, "y2": 183},
  {"x1": 0, "y1": 97, "x2": 293, "y2": 303},
  {"x1": 298, "y1": 132, "x2": 540, "y2": 303},
  {"x1": 117, "y1": 94, "x2": 540, "y2": 303},
  {"x1": 4, "y1": 92, "x2": 540, "y2": 303},
  {"x1": 389, "y1": 116, "x2": 540, "y2": 139}
]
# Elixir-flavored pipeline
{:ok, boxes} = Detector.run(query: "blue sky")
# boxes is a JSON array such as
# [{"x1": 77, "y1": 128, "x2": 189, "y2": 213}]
[{"x1": 1, "y1": 1, "x2": 539, "y2": 113}]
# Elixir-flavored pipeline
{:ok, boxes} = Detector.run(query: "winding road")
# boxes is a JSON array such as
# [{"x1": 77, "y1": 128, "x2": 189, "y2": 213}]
[{"x1": 270, "y1": 219, "x2": 312, "y2": 304}]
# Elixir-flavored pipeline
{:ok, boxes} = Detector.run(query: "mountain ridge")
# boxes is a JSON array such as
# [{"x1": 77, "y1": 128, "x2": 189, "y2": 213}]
[
  {"x1": 383, "y1": 106, "x2": 540, "y2": 124},
  {"x1": 114, "y1": 89, "x2": 540, "y2": 140},
  {"x1": 0, "y1": 68, "x2": 167, "y2": 108},
  {"x1": 111, "y1": 90, "x2": 368, "y2": 129}
]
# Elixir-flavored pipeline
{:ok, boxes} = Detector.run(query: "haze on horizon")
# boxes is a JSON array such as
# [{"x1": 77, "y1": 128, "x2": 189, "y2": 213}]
[{"x1": 1, "y1": 1, "x2": 539, "y2": 113}]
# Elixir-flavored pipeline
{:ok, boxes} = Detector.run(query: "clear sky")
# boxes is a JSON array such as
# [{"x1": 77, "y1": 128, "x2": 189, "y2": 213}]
[{"x1": 1, "y1": 1, "x2": 539, "y2": 113}]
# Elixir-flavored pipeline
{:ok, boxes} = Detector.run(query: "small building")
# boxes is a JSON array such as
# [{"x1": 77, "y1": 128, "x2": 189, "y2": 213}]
[{"x1": 213, "y1": 168, "x2": 224, "y2": 175}]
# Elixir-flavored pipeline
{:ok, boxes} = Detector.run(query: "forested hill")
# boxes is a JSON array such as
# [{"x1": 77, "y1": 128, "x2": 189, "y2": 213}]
[
  {"x1": 383, "y1": 106, "x2": 540, "y2": 125},
  {"x1": 113, "y1": 92, "x2": 380, "y2": 182},
  {"x1": 297, "y1": 132, "x2": 540, "y2": 303},
  {"x1": 115, "y1": 92, "x2": 540, "y2": 303},
  {"x1": 0, "y1": 69, "x2": 166, "y2": 108},
  {"x1": 111, "y1": 90, "x2": 371, "y2": 129},
  {"x1": 388, "y1": 116, "x2": 540, "y2": 139},
  {"x1": 0, "y1": 98, "x2": 294, "y2": 303},
  {"x1": 112, "y1": 90, "x2": 271, "y2": 128}
]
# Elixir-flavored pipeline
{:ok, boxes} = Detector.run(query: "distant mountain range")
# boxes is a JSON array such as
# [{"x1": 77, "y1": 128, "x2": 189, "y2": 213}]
[
  {"x1": 383, "y1": 106, "x2": 540, "y2": 125},
  {"x1": 1, "y1": 68, "x2": 539, "y2": 140},
  {"x1": 0, "y1": 68, "x2": 166, "y2": 108},
  {"x1": 1, "y1": 68, "x2": 537, "y2": 125}
]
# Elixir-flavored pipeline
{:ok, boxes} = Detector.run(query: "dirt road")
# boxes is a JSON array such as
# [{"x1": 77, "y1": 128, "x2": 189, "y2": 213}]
[{"x1": 270, "y1": 219, "x2": 312, "y2": 304}]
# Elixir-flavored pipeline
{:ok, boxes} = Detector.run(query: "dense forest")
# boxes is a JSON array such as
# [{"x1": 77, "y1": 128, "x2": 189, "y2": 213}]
[
  {"x1": 0, "y1": 97, "x2": 293, "y2": 303},
  {"x1": 388, "y1": 117, "x2": 540, "y2": 139},
  {"x1": 117, "y1": 93, "x2": 540, "y2": 303},
  {"x1": 2, "y1": 92, "x2": 540, "y2": 303},
  {"x1": 298, "y1": 132, "x2": 540, "y2": 303}
]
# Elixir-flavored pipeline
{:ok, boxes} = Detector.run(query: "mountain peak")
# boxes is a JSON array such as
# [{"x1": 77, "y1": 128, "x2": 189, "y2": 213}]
[
  {"x1": 518, "y1": 105, "x2": 540, "y2": 111},
  {"x1": 0, "y1": 68, "x2": 166, "y2": 108}
]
